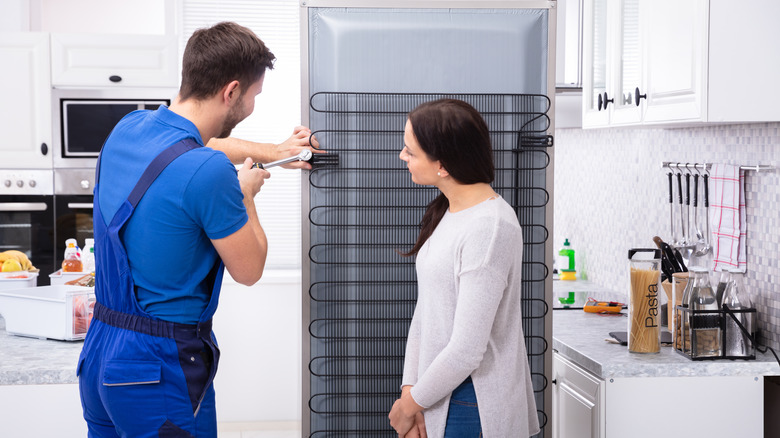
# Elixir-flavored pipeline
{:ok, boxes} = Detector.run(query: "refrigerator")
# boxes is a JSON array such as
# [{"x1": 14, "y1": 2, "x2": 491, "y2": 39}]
[{"x1": 301, "y1": 1, "x2": 556, "y2": 436}]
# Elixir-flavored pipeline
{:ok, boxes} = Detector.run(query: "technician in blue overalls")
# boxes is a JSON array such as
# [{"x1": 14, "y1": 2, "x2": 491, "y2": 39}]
[{"x1": 78, "y1": 22, "x2": 293, "y2": 437}]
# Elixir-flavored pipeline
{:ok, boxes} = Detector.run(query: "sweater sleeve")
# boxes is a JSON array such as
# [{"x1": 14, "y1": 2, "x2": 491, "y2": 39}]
[
  {"x1": 409, "y1": 216, "x2": 518, "y2": 408},
  {"x1": 401, "y1": 304, "x2": 422, "y2": 388}
]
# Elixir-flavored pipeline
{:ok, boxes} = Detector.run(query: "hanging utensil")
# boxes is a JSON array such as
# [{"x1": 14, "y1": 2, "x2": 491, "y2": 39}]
[
  {"x1": 683, "y1": 171, "x2": 691, "y2": 245},
  {"x1": 695, "y1": 171, "x2": 713, "y2": 256},
  {"x1": 692, "y1": 172, "x2": 704, "y2": 242},
  {"x1": 676, "y1": 170, "x2": 684, "y2": 246},
  {"x1": 668, "y1": 171, "x2": 677, "y2": 244}
]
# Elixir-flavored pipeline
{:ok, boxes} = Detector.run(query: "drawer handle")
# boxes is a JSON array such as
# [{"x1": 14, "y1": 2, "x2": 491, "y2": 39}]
[
  {"x1": 109, "y1": 75, "x2": 123, "y2": 83},
  {"x1": 598, "y1": 92, "x2": 614, "y2": 111}
]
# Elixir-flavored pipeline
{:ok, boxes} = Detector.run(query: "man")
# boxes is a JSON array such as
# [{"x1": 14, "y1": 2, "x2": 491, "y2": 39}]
[{"x1": 77, "y1": 22, "x2": 313, "y2": 437}]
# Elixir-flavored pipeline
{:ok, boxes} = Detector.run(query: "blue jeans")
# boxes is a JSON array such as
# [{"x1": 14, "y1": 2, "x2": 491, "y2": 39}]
[{"x1": 444, "y1": 377, "x2": 482, "y2": 438}]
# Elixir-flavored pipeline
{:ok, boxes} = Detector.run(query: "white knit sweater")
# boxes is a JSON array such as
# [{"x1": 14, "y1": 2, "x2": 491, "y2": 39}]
[{"x1": 402, "y1": 196, "x2": 540, "y2": 437}]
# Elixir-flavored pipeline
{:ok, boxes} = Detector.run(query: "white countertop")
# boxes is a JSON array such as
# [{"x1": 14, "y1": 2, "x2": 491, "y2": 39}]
[
  {"x1": 553, "y1": 309, "x2": 780, "y2": 379},
  {"x1": 0, "y1": 316, "x2": 82, "y2": 385}
]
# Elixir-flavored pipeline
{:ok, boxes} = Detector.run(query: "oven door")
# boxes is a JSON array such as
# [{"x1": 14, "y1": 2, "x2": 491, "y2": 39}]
[
  {"x1": 54, "y1": 195, "x2": 94, "y2": 273},
  {"x1": 0, "y1": 196, "x2": 56, "y2": 285}
]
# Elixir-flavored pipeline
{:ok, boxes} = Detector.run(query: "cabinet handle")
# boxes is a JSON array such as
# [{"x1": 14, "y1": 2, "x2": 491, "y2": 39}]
[
  {"x1": 635, "y1": 87, "x2": 647, "y2": 106},
  {"x1": 552, "y1": 379, "x2": 558, "y2": 385},
  {"x1": 599, "y1": 92, "x2": 614, "y2": 110},
  {"x1": 40, "y1": 143, "x2": 48, "y2": 156},
  {"x1": 109, "y1": 75, "x2": 123, "y2": 83}
]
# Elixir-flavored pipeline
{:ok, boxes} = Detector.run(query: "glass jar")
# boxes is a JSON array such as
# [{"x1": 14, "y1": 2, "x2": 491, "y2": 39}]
[
  {"x1": 627, "y1": 248, "x2": 662, "y2": 354},
  {"x1": 722, "y1": 269, "x2": 755, "y2": 357},
  {"x1": 688, "y1": 267, "x2": 722, "y2": 358},
  {"x1": 672, "y1": 272, "x2": 691, "y2": 352}
]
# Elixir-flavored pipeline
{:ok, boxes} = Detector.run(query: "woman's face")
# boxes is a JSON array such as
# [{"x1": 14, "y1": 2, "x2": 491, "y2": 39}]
[{"x1": 400, "y1": 119, "x2": 440, "y2": 186}]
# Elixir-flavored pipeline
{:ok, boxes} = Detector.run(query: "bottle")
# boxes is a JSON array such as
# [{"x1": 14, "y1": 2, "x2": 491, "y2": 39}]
[
  {"x1": 62, "y1": 238, "x2": 83, "y2": 272},
  {"x1": 558, "y1": 239, "x2": 576, "y2": 281},
  {"x1": 715, "y1": 270, "x2": 730, "y2": 306},
  {"x1": 688, "y1": 267, "x2": 721, "y2": 358},
  {"x1": 722, "y1": 268, "x2": 755, "y2": 357},
  {"x1": 82, "y1": 238, "x2": 95, "y2": 273}
]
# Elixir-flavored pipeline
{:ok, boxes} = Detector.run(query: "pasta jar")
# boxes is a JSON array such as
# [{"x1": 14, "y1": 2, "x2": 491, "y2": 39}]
[{"x1": 627, "y1": 248, "x2": 662, "y2": 354}]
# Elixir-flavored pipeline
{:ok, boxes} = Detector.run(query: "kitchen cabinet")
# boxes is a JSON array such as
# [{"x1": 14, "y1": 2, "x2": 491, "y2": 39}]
[
  {"x1": 553, "y1": 311, "x2": 773, "y2": 438},
  {"x1": 0, "y1": 32, "x2": 52, "y2": 169},
  {"x1": 50, "y1": 33, "x2": 178, "y2": 88},
  {"x1": 552, "y1": 353, "x2": 603, "y2": 438},
  {"x1": 582, "y1": 0, "x2": 780, "y2": 128}
]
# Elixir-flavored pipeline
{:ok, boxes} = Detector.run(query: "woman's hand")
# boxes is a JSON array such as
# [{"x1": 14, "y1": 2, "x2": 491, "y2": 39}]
[
  {"x1": 389, "y1": 387, "x2": 424, "y2": 437},
  {"x1": 403, "y1": 412, "x2": 427, "y2": 438}
]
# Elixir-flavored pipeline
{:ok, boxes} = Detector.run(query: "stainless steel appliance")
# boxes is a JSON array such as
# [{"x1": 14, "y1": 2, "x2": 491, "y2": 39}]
[
  {"x1": 52, "y1": 87, "x2": 175, "y2": 169},
  {"x1": 54, "y1": 168, "x2": 96, "y2": 271},
  {"x1": 302, "y1": 2, "x2": 556, "y2": 437},
  {"x1": 0, "y1": 169, "x2": 55, "y2": 285}
]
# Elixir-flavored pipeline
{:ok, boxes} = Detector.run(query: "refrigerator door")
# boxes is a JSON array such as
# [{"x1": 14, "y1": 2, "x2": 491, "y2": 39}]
[{"x1": 303, "y1": 3, "x2": 555, "y2": 437}]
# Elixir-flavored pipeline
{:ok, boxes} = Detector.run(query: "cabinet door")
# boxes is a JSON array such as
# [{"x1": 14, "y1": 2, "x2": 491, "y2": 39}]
[
  {"x1": 609, "y1": 0, "x2": 642, "y2": 125},
  {"x1": 0, "y1": 32, "x2": 52, "y2": 169},
  {"x1": 50, "y1": 33, "x2": 178, "y2": 88},
  {"x1": 582, "y1": 0, "x2": 611, "y2": 127},
  {"x1": 552, "y1": 353, "x2": 604, "y2": 438},
  {"x1": 641, "y1": 0, "x2": 708, "y2": 124}
]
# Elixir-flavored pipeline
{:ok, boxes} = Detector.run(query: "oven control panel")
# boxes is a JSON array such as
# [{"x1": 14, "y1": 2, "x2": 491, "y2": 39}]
[
  {"x1": 54, "y1": 168, "x2": 96, "y2": 195},
  {"x1": 0, "y1": 170, "x2": 54, "y2": 195}
]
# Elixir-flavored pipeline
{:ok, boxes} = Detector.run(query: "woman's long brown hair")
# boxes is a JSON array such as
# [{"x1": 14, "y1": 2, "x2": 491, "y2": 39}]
[{"x1": 401, "y1": 99, "x2": 494, "y2": 257}]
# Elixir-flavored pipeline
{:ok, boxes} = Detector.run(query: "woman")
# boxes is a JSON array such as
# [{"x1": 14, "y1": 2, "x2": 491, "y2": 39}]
[{"x1": 388, "y1": 99, "x2": 539, "y2": 438}]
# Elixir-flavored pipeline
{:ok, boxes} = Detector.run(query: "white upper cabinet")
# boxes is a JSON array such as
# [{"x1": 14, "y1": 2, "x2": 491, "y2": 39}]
[
  {"x1": 583, "y1": 0, "x2": 780, "y2": 128},
  {"x1": 50, "y1": 33, "x2": 178, "y2": 88},
  {"x1": 0, "y1": 33, "x2": 52, "y2": 169}
]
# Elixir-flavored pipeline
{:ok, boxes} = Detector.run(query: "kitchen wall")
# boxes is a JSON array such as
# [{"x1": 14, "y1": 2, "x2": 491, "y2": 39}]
[{"x1": 554, "y1": 122, "x2": 780, "y2": 349}]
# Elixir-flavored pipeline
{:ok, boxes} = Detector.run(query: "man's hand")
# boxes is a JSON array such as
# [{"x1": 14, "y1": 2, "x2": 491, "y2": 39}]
[
  {"x1": 275, "y1": 125, "x2": 322, "y2": 170},
  {"x1": 237, "y1": 157, "x2": 270, "y2": 199}
]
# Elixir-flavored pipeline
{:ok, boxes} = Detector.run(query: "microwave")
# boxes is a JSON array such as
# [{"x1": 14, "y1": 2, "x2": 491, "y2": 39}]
[{"x1": 52, "y1": 88, "x2": 176, "y2": 169}]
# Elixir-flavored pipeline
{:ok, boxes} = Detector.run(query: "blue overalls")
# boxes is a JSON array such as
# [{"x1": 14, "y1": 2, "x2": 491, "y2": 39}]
[{"x1": 78, "y1": 139, "x2": 224, "y2": 437}]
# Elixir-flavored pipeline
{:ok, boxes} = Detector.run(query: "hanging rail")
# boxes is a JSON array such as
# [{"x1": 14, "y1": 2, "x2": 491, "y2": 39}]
[{"x1": 662, "y1": 162, "x2": 775, "y2": 173}]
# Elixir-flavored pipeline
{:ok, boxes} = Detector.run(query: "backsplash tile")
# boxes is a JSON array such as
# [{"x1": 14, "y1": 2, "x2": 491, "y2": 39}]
[{"x1": 554, "y1": 122, "x2": 780, "y2": 349}]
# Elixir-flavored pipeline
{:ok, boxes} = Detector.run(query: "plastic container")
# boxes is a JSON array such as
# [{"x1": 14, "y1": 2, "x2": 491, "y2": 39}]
[
  {"x1": 558, "y1": 239, "x2": 576, "y2": 281},
  {"x1": 62, "y1": 238, "x2": 83, "y2": 273},
  {"x1": 0, "y1": 272, "x2": 39, "y2": 290},
  {"x1": 82, "y1": 238, "x2": 95, "y2": 273},
  {"x1": 49, "y1": 269, "x2": 89, "y2": 285},
  {"x1": 627, "y1": 248, "x2": 662, "y2": 354},
  {"x1": 0, "y1": 285, "x2": 94, "y2": 340}
]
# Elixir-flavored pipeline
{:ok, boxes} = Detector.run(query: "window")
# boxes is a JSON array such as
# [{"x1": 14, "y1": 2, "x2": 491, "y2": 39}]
[{"x1": 181, "y1": 0, "x2": 303, "y2": 270}]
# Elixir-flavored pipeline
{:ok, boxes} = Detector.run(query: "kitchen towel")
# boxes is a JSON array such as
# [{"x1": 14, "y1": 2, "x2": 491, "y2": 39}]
[{"x1": 709, "y1": 164, "x2": 747, "y2": 272}]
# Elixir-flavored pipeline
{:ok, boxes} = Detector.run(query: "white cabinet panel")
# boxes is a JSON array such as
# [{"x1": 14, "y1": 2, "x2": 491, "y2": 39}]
[
  {"x1": 51, "y1": 33, "x2": 178, "y2": 88},
  {"x1": 0, "y1": 32, "x2": 52, "y2": 169},
  {"x1": 553, "y1": 353, "x2": 604, "y2": 438},
  {"x1": 641, "y1": 0, "x2": 707, "y2": 124}
]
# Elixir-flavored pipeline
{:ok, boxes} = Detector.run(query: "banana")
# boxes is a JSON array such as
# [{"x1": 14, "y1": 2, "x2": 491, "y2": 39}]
[{"x1": 0, "y1": 250, "x2": 33, "y2": 271}]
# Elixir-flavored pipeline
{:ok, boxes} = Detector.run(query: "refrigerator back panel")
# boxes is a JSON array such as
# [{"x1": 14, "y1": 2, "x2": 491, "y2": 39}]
[
  {"x1": 309, "y1": 8, "x2": 548, "y2": 94},
  {"x1": 304, "y1": 5, "x2": 553, "y2": 438}
]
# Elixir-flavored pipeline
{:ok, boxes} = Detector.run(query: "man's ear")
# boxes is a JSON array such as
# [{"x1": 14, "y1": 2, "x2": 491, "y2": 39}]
[{"x1": 222, "y1": 80, "x2": 241, "y2": 105}]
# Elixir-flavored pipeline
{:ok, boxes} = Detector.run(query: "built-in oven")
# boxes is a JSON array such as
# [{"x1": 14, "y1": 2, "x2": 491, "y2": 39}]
[
  {"x1": 54, "y1": 168, "x2": 95, "y2": 273},
  {"x1": 0, "y1": 170, "x2": 56, "y2": 285}
]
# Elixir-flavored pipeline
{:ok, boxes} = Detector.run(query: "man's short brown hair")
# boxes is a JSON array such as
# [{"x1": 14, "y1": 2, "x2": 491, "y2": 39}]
[{"x1": 179, "y1": 21, "x2": 275, "y2": 101}]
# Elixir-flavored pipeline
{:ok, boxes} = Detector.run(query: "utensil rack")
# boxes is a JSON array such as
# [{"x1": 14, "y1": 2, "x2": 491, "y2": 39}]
[
  {"x1": 662, "y1": 162, "x2": 775, "y2": 173},
  {"x1": 674, "y1": 305, "x2": 757, "y2": 361}
]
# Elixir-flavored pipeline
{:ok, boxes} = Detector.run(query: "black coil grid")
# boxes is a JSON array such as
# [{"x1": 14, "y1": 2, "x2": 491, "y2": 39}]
[{"x1": 307, "y1": 92, "x2": 552, "y2": 437}]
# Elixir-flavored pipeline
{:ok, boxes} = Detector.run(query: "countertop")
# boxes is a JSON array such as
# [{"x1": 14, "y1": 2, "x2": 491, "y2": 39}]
[
  {"x1": 553, "y1": 309, "x2": 780, "y2": 379},
  {"x1": 0, "y1": 316, "x2": 82, "y2": 385}
]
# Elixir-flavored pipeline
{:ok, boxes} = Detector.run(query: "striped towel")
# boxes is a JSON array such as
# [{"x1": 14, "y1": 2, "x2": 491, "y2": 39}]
[{"x1": 709, "y1": 164, "x2": 747, "y2": 272}]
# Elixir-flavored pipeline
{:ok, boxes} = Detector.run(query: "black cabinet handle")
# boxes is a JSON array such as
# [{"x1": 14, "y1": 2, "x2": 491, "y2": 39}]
[
  {"x1": 635, "y1": 87, "x2": 647, "y2": 106},
  {"x1": 40, "y1": 143, "x2": 48, "y2": 156},
  {"x1": 552, "y1": 379, "x2": 557, "y2": 385},
  {"x1": 598, "y1": 93, "x2": 603, "y2": 111},
  {"x1": 109, "y1": 75, "x2": 122, "y2": 83},
  {"x1": 602, "y1": 92, "x2": 614, "y2": 110}
]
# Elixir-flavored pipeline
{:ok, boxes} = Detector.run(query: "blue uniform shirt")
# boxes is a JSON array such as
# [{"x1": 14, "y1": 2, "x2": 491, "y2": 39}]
[{"x1": 97, "y1": 105, "x2": 248, "y2": 323}]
